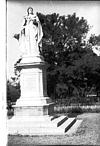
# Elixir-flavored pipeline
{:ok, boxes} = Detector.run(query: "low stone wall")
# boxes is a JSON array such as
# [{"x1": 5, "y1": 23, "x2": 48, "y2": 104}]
[{"x1": 54, "y1": 105, "x2": 100, "y2": 113}]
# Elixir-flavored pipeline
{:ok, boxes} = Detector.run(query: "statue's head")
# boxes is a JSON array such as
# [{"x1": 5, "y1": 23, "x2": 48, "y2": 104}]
[{"x1": 27, "y1": 7, "x2": 33, "y2": 15}]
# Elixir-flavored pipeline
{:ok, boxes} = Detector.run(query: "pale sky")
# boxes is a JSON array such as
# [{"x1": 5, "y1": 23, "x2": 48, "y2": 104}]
[{"x1": 7, "y1": 0, "x2": 100, "y2": 78}]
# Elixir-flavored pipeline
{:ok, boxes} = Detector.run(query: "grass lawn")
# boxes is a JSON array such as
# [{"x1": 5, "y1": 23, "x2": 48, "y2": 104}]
[{"x1": 7, "y1": 113, "x2": 100, "y2": 146}]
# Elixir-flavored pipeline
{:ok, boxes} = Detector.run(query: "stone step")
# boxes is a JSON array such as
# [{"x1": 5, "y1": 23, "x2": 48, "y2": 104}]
[
  {"x1": 8, "y1": 116, "x2": 59, "y2": 128},
  {"x1": 8, "y1": 126, "x2": 63, "y2": 135},
  {"x1": 66, "y1": 119, "x2": 83, "y2": 135},
  {"x1": 58, "y1": 117, "x2": 76, "y2": 133},
  {"x1": 51, "y1": 115, "x2": 68, "y2": 127},
  {"x1": 9, "y1": 115, "x2": 53, "y2": 121},
  {"x1": 57, "y1": 116, "x2": 68, "y2": 127},
  {"x1": 51, "y1": 115, "x2": 59, "y2": 121},
  {"x1": 8, "y1": 120, "x2": 56, "y2": 128}
]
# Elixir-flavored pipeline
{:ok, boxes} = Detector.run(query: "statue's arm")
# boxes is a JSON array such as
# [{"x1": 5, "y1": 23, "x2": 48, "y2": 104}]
[{"x1": 13, "y1": 17, "x2": 26, "y2": 40}]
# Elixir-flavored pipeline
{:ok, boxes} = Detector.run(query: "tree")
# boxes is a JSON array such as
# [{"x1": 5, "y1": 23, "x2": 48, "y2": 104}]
[
  {"x1": 37, "y1": 12, "x2": 100, "y2": 104},
  {"x1": 89, "y1": 34, "x2": 100, "y2": 46},
  {"x1": 7, "y1": 77, "x2": 20, "y2": 108}
]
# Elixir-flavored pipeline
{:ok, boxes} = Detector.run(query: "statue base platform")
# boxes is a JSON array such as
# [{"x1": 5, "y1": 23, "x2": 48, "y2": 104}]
[
  {"x1": 7, "y1": 114, "x2": 81, "y2": 135},
  {"x1": 14, "y1": 102, "x2": 54, "y2": 116},
  {"x1": 7, "y1": 55, "x2": 56, "y2": 135},
  {"x1": 7, "y1": 56, "x2": 82, "y2": 136}
]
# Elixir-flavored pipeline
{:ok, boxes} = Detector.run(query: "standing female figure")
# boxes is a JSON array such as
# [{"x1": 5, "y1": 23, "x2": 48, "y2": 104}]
[{"x1": 18, "y1": 7, "x2": 43, "y2": 56}]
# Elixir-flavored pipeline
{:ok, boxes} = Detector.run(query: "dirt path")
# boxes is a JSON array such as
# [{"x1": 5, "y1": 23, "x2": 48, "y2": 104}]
[{"x1": 8, "y1": 113, "x2": 100, "y2": 145}]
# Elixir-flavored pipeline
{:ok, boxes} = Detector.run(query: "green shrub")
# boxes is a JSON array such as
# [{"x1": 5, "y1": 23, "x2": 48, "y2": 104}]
[
  {"x1": 67, "y1": 106, "x2": 83, "y2": 114},
  {"x1": 54, "y1": 105, "x2": 100, "y2": 114}
]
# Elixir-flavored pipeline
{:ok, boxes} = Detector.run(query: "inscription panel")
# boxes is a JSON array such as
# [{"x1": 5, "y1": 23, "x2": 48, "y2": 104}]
[{"x1": 21, "y1": 73, "x2": 38, "y2": 97}]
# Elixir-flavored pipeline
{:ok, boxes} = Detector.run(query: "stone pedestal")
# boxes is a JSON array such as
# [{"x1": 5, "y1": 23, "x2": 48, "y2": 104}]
[
  {"x1": 7, "y1": 55, "x2": 57, "y2": 135},
  {"x1": 14, "y1": 55, "x2": 54, "y2": 116},
  {"x1": 7, "y1": 55, "x2": 80, "y2": 135}
]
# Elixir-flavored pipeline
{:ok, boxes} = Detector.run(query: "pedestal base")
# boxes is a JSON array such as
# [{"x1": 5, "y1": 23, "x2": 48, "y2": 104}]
[
  {"x1": 8, "y1": 55, "x2": 59, "y2": 135},
  {"x1": 14, "y1": 103, "x2": 54, "y2": 116}
]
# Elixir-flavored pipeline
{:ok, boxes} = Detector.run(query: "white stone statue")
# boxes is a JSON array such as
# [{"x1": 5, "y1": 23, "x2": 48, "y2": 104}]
[{"x1": 14, "y1": 7, "x2": 43, "y2": 57}]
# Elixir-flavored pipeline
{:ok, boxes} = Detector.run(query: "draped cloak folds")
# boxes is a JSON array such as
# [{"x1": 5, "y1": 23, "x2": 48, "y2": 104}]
[{"x1": 19, "y1": 14, "x2": 43, "y2": 56}]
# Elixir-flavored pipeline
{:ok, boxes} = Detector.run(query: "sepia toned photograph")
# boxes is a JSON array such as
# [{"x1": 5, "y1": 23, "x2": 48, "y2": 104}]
[{"x1": 6, "y1": 0, "x2": 100, "y2": 145}]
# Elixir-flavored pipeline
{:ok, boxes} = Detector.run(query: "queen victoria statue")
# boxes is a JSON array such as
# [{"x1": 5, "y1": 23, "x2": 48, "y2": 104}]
[{"x1": 14, "y1": 7, "x2": 43, "y2": 57}]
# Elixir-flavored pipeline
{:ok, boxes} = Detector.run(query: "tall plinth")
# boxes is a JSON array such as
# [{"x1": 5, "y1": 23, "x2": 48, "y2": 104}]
[
  {"x1": 7, "y1": 56, "x2": 78, "y2": 136},
  {"x1": 14, "y1": 55, "x2": 54, "y2": 116},
  {"x1": 7, "y1": 55, "x2": 56, "y2": 135}
]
